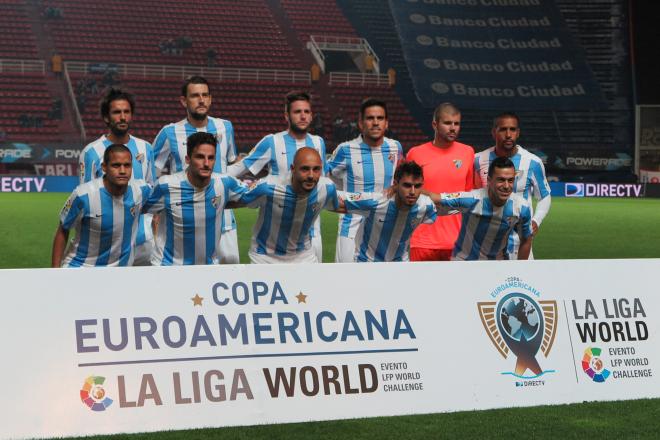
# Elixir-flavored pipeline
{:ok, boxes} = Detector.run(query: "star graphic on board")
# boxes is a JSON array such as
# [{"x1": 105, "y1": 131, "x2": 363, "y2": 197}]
[
  {"x1": 295, "y1": 292, "x2": 308, "y2": 304},
  {"x1": 191, "y1": 294, "x2": 204, "y2": 306}
]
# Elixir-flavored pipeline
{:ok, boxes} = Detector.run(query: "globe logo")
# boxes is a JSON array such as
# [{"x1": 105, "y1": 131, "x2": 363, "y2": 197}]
[{"x1": 499, "y1": 294, "x2": 541, "y2": 342}]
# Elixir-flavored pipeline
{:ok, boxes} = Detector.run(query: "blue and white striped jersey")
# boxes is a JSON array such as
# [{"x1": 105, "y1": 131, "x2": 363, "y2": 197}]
[
  {"x1": 473, "y1": 145, "x2": 551, "y2": 255},
  {"x1": 473, "y1": 145, "x2": 551, "y2": 203},
  {"x1": 78, "y1": 134, "x2": 155, "y2": 247},
  {"x1": 344, "y1": 192, "x2": 437, "y2": 262},
  {"x1": 328, "y1": 136, "x2": 404, "y2": 239},
  {"x1": 59, "y1": 178, "x2": 151, "y2": 267},
  {"x1": 241, "y1": 175, "x2": 339, "y2": 257},
  {"x1": 79, "y1": 135, "x2": 155, "y2": 184},
  {"x1": 439, "y1": 188, "x2": 533, "y2": 260},
  {"x1": 143, "y1": 171, "x2": 247, "y2": 265},
  {"x1": 229, "y1": 130, "x2": 327, "y2": 178},
  {"x1": 152, "y1": 116, "x2": 237, "y2": 232}
]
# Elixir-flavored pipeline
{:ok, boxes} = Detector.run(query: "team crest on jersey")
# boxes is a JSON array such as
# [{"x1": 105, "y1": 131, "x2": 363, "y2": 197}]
[
  {"x1": 348, "y1": 193, "x2": 362, "y2": 201},
  {"x1": 453, "y1": 159, "x2": 462, "y2": 169},
  {"x1": 211, "y1": 196, "x2": 222, "y2": 208},
  {"x1": 215, "y1": 132, "x2": 223, "y2": 144},
  {"x1": 444, "y1": 192, "x2": 461, "y2": 199},
  {"x1": 410, "y1": 218, "x2": 421, "y2": 228},
  {"x1": 516, "y1": 170, "x2": 524, "y2": 177},
  {"x1": 130, "y1": 205, "x2": 139, "y2": 218},
  {"x1": 311, "y1": 202, "x2": 320, "y2": 213},
  {"x1": 248, "y1": 180, "x2": 259, "y2": 190},
  {"x1": 388, "y1": 152, "x2": 396, "y2": 163},
  {"x1": 136, "y1": 153, "x2": 144, "y2": 163}
]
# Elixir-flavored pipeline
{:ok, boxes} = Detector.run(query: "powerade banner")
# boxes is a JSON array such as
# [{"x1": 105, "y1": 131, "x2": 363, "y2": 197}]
[
  {"x1": 2, "y1": 260, "x2": 660, "y2": 439},
  {"x1": 388, "y1": 0, "x2": 604, "y2": 110},
  {"x1": 0, "y1": 176, "x2": 77, "y2": 192}
]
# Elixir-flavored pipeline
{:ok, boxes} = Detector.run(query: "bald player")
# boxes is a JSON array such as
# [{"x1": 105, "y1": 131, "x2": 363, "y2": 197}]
[{"x1": 236, "y1": 147, "x2": 339, "y2": 264}]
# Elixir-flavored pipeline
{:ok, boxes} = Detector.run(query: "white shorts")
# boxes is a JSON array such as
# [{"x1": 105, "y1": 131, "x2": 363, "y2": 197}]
[
  {"x1": 249, "y1": 247, "x2": 319, "y2": 264},
  {"x1": 218, "y1": 228, "x2": 240, "y2": 264},
  {"x1": 335, "y1": 235, "x2": 356, "y2": 263}
]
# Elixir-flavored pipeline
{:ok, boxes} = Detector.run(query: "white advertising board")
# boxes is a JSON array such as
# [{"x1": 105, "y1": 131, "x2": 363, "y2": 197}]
[{"x1": 1, "y1": 259, "x2": 658, "y2": 439}]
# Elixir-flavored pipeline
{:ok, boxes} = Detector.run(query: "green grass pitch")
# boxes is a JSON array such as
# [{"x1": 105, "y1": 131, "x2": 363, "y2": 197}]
[{"x1": 1, "y1": 193, "x2": 660, "y2": 439}]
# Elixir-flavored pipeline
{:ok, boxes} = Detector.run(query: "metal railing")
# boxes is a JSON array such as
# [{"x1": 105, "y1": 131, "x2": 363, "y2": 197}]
[
  {"x1": 64, "y1": 61, "x2": 310, "y2": 83},
  {"x1": 329, "y1": 72, "x2": 390, "y2": 87},
  {"x1": 0, "y1": 59, "x2": 45, "y2": 74},
  {"x1": 63, "y1": 64, "x2": 86, "y2": 141}
]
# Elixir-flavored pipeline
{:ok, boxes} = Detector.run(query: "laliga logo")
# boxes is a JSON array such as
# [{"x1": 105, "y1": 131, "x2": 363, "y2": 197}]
[
  {"x1": 582, "y1": 347, "x2": 610, "y2": 383},
  {"x1": 80, "y1": 376, "x2": 113, "y2": 411},
  {"x1": 478, "y1": 292, "x2": 558, "y2": 378}
]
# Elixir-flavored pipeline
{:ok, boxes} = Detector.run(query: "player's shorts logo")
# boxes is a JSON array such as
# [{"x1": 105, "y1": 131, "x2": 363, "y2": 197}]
[
  {"x1": 80, "y1": 376, "x2": 113, "y2": 411},
  {"x1": 582, "y1": 347, "x2": 610, "y2": 383},
  {"x1": 565, "y1": 183, "x2": 584, "y2": 197},
  {"x1": 478, "y1": 290, "x2": 558, "y2": 379},
  {"x1": 348, "y1": 193, "x2": 361, "y2": 201}
]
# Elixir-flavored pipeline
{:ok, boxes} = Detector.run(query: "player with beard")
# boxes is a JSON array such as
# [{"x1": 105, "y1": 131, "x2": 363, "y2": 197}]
[
  {"x1": 327, "y1": 98, "x2": 404, "y2": 263},
  {"x1": 473, "y1": 112, "x2": 551, "y2": 258},
  {"x1": 227, "y1": 91, "x2": 328, "y2": 261},
  {"x1": 428, "y1": 157, "x2": 533, "y2": 260},
  {"x1": 232, "y1": 148, "x2": 338, "y2": 264},
  {"x1": 78, "y1": 88, "x2": 156, "y2": 265},
  {"x1": 405, "y1": 102, "x2": 475, "y2": 262},
  {"x1": 144, "y1": 133, "x2": 247, "y2": 266},
  {"x1": 152, "y1": 76, "x2": 240, "y2": 264}
]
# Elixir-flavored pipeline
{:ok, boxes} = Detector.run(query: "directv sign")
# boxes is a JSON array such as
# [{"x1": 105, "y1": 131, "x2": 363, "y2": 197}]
[{"x1": 564, "y1": 183, "x2": 644, "y2": 198}]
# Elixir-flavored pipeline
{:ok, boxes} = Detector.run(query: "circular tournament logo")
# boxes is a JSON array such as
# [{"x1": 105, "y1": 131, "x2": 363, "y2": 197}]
[
  {"x1": 582, "y1": 347, "x2": 611, "y2": 383},
  {"x1": 80, "y1": 376, "x2": 113, "y2": 411}
]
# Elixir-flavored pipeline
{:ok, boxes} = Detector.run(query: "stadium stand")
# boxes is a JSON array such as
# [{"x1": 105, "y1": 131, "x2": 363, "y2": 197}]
[
  {"x1": 279, "y1": 0, "x2": 359, "y2": 43},
  {"x1": 0, "y1": 0, "x2": 39, "y2": 59},
  {"x1": 40, "y1": 0, "x2": 302, "y2": 69},
  {"x1": 0, "y1": 70, "x2": 61, "y2": 143}
]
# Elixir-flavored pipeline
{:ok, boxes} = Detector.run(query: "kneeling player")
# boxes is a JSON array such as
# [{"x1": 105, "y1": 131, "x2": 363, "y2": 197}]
[
  {"x1": 340, "y1": 161, "x2": 437, "y2": 262},
  {"x1": 428, "y1": 157, "x2": 533, "y2": 260},
  {"x1": 52, "y1": 144, "x2": 151, "y2": 267}
]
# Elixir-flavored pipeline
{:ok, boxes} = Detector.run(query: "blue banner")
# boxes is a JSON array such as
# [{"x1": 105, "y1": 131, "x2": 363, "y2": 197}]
[
  {"x1": 0, "y1": 176, "x2": 77, "y2": 193},
  {"x1": 388, "y1": 0, "x2": 604, "y2": 110}
]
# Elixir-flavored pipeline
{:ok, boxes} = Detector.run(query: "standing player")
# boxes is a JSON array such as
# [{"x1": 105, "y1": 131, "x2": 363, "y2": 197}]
[
  {"x1": 78, "y1": 88, "x2": 155, "y2": 265},
  {"x1": 144, "y1": 133, "x2": 247, "y2": 266},
  {"x1": 406, "y1": 102, "x2": 475, "y2": 262},
  {"x1": 237, "y1": 148, "x2": 339, "y2": 264},
  {"x1": 152, "y1": 76, "x2": 240, "y2": 264},
  {"x1": 473, "y1": 112, "x2": 551, "y2": 258},
  {"x1": 52, "y1": 144, "x2": 151, "y2": 267},
  {"x1": 227, "y1": 90, "x2": 327, "y2": 261},
  {"x1": 328, "y1": 98, "x2": 404, "y2": 263},
  {"x1": 340, "y1": 161, "x2": 437, "y2": 262},
  {"x1": 429, "y1": 157, "x2": 533, "y2": 260}
]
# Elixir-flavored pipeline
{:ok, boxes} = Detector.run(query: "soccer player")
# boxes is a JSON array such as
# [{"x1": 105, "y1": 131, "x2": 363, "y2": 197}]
[
  {"x1": 152, "y1": 76, "x2": 240, "y2": 264},
  {"x1": 430, "y1": 157, "x2": 533, "y2": 260},
  {"x1": 340, "y1": 161, "x2": 437, "y2": 262},
  {"x1": 406, "y1": 102, "x2": 475, "y2": 262},
  {"x1": 52, "y1": 144, "x2": 151, "y2": 267},
  {"x1": 473, "y1": 112, "x2": 551, "y2": 258},
  {"x1": 144, "y1": 132, "x2": 247, "y2": 266},
  {"x1": 327, "y1": 98, "x2": 404, "y2": 263},
  {"x1": 227, "y1": 90, "x2": 327, "y2": 261},
  {"x1": 237, "y1": 147, "x2": 339, "y2": 264},
  {"x1": 78, "y1": 88, "x2": 155, "y2": 265}
]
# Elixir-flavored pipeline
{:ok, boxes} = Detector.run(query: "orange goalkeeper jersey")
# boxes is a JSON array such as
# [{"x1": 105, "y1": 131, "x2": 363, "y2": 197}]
[{"x1": 406, "y1": 141, "x2": 475, "y2": 250}]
